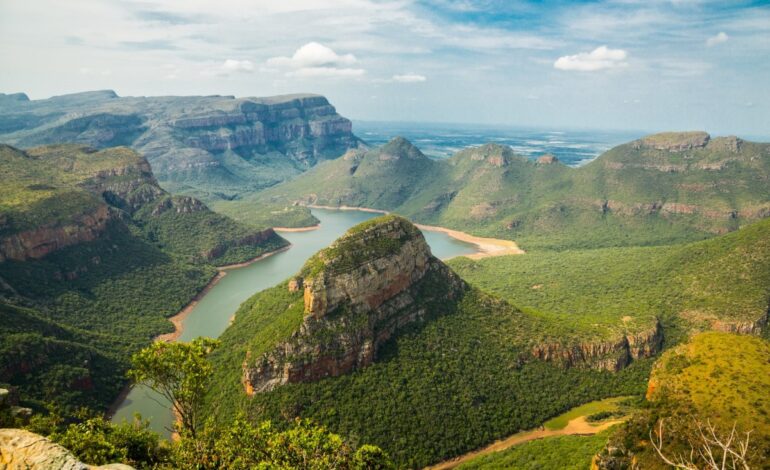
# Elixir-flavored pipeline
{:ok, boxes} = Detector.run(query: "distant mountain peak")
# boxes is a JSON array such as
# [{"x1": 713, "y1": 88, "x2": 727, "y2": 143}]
[
  {"x1": 378, "y1": 136, "x2": 426, "y2": 160},
  {"x1": 457, "y1": 143, "x2": 518, "y2": 167}
]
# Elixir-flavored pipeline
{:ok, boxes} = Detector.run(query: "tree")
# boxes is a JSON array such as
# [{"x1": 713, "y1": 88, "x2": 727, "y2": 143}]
[
  {"x1": 128, "y1": 338, "x2": 218, "y2": 438},
  {"x1": 650, "y1": 418, "x2": 752, "y2": 470}
]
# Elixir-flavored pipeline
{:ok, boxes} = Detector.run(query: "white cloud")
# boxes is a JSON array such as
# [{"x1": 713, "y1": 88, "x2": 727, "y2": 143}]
[
  {"x1": 554, "y1": 46, "x2": 628, "y2": 71},
  {"x1": 267, "y1": 42, "x2": 363, "y2": 79},
  {"x1": 267, "y1": 42, "x2": 357, "y2": 68},
  {"x1": 392, "y1": 73, "x2": 426, "y2": 83},
  {"x1": 222, "y1": 59, "x2": 254, "y2": 72},
  {"x1": 706, "y1": 32, "x2": 729, "y2": 47}
]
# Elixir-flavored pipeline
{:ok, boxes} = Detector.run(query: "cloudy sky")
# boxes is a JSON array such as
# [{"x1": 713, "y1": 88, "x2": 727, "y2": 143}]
[{"x1": 1, "y1": 0, "x2": 768, "y2": 135}]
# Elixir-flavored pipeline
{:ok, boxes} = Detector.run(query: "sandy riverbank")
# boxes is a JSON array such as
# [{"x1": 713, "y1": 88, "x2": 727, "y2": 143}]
[
  {"x1": 425, "y1": 416, "x2": 623, "y2": 470},
  {"x1": 307, "y1": 204, "x2": 524, "y2": 258},
  {"x1": 107, "y1": 245, "x2": 291, "y2": 418},
  {"x1": 155, "y1": 245, "x2": 291, "y2": 343}
]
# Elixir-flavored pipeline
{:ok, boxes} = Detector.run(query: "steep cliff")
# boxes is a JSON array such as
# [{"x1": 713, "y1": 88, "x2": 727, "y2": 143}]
[
  {"x1": 0, "y1": 144, "x2": 286, "y2": 265},
  {"x1": 530, "y1": 321, "x2": 663, "y2": 371},
  {"x1": 0, "y1": 91, "x2": 362, "y2": 199},
  {"x1": 242, "y1": 215, "x2": 467, "y2": 393}
]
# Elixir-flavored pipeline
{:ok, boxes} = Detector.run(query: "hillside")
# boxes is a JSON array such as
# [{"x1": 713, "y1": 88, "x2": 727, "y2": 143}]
[
  {"x1": 0, "y1": 143, "x2": 287, "y2": 411},
  {"x1": 449, "y1": 215, "x2": 770, "y2": 348},
  {"x1": 251, "y1": 132, "x2": 770, "y2": 249},
  {"x1": 595, "y1": 332, "x2": 770, "y2": 469},
  {"x1": 203, "y1": 215, "x2": 653, "y2": 467},
  {"x1": 0, "y1": 91, "x2": 362, "y2": 200}
]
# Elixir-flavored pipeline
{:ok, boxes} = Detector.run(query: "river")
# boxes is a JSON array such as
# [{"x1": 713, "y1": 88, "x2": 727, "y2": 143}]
[{"x1": 111, "y1": 208, "x2": 480, "y2": 435}]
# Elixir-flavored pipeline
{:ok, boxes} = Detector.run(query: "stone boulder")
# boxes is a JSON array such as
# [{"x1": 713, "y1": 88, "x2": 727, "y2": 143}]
[{"x1": 0, "y1": 429, "x2": 134, "y2": 469}]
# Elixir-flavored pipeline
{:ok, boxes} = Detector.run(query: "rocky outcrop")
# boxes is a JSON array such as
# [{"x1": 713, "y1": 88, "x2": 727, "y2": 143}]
[
  {"x1": 242, "y1": 216, "x2": 467, "y2": 393},
  {"x1": 530, "y1": 321, "x2": 664, "y2": 371},
  {"x1": 0, "y1": 429, "x2": 134, "y2": 469},
  {"x1": 634, "y1": 131, "x2": 710, "y2": 151},
  {"x1": 536, "y1": 154, "x2": 559, "y2": 165},
  {"x1": 0, "y1": 205, "x2": 111, "y2": 262},
  {"x1": 464, "y1": 143, "x2": 516, "y2": 167}
]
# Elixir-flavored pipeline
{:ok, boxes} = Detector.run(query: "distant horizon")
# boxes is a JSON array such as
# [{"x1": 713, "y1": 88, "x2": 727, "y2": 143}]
[
  {"x1": 4, "y1": 87, "x2": 769, "y2": 142},
  {"x1": 2, "y1": 1, "x2": 768, "y2": 135}
]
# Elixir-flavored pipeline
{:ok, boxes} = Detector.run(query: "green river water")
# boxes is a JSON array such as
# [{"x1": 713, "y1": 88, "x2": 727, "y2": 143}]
[{"x1": 111, "y1": 208, "x2": 479, "y2": 435}]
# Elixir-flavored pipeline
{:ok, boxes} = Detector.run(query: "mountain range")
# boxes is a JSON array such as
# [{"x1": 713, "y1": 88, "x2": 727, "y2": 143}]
[
  {"x1": 250, "y1": 132, "x2": 770, "y2": 250},
  {"x1": 0, "y1": 91, "x2": 362, "y2": 201}
]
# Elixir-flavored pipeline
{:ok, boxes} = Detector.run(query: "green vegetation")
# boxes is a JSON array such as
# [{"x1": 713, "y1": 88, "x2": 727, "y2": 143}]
[
  {"x1": 457, "y1": 431, "x2": 612, "y2": 470},
  {"x1": 0, "y1": 143, "x2": 287, "y2": 413},
  {"x1": 211, "y1": 200, "x2": 320, "y2": 229},
  {"x1": 543, "y1": 396, "x2": 630, "y2": 431},
  {"x1": 251, "y1": 134, "x2": 770, "y2": 250},
  {"x1": 449, "y1": 216, "x2": 770, "y2": 341},
  {"x1": 300, "y1": 215, "x2": 420, "y2": 278},
  {"x1": 129, "y1": 338, "x2": 220, "y2": 438},
  {"x1": 10, "y1": 338, "x2": 392, "y2": 470},
  {"x1": 599, "y1": 332, "x2": 770, "y2": 469},
  {"x1": 207, "y1": 282, "x2": 651, "y2": 468}
]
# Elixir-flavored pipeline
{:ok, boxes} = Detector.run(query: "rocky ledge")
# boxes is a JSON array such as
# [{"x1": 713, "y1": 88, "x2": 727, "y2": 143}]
[
  {"x1": 0, "y1": 429, "x2": 133, "y2": 469},
  {"x1": 531, "y1": 321, "x2": 664, "y2": 371},
  {"x1": 243, "y1": 215, "x2": 467, "y2": 393}
]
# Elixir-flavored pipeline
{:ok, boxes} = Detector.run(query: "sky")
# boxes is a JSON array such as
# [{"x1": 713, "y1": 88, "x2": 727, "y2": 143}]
[{"x1": 1, "y1": 0, "x2": 769, "y2": 136}]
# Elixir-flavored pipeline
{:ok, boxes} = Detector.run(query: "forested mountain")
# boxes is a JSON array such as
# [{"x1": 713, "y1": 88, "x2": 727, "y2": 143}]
[
  {"x1": 201, "y1": 214, "x2": 770, "y2": 467},
  {"x1": 251, "y1": 132, "x2": 770, "y2": 250},
  {"x1": 0, "y1": 143, "x2": 287, "y2": 411},
  {"x1": 0, "y1": 91, "x2": 362, "y2": 200}
]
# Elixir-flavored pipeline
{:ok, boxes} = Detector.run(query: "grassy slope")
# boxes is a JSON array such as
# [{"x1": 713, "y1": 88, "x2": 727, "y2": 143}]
[
  {"x1": 248, "y1": 134, "x2": 770, "y2": 250},
  {"x1": 603, "y1": 332, "x2": 770, "y2": 469},
  {"x1": 0, "y1": 144, "x2": 286, "y2": 411},
  {"x1": 448, "y1": 217, "x2": 770, "y2": 340}
]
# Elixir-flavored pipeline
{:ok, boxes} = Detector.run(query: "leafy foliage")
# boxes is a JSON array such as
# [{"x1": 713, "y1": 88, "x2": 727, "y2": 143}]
[
  {"x1": 206, "y1": 286, "x2": 651, "y2": 467},
  {"x1": 129, "y1": 338, "x2": 219, "y2": 437},
  {"x1": 449, "y1": 216, "x2": 770, "y2": 341},
  {"x1": 600, "y1": 332, "x2": 770, "y2": 469}
]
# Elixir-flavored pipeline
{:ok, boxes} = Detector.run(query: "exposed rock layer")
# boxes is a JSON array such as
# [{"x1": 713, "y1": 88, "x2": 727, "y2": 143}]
[
  {"x1": 530, "y1": 321, "x2": 664, "y2": 371},
  {"x1": 243, "y1": 216, "x2": 467, "y2": 393}
]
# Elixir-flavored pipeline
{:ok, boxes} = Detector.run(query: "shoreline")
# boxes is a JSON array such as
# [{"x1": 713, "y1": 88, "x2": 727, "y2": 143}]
[
  {"x1": 274, "y1": 224, "x2": 321, "y2": 232},
  {"x1": 155, "y1": 245, "x2": 291, "y2": 343},
  {"x1": 106, "y1": 244, "x2": 292, "y2": 419},
  {"x1": 425, "y1": 416, "x2": 624, "y2": 470},
  {"x1": 307, "y1": 204, "x2": 524, "y2": 258}
]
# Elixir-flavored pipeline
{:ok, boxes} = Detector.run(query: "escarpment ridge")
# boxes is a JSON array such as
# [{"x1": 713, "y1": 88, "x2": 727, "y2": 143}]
[{"x1": 0, "y1": 91, "x2": 362, "y2": 199}]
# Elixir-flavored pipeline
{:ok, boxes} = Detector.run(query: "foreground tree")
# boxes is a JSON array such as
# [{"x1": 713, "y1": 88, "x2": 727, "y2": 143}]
[
  {"x1": 651, "y1": 418, "x2": 752, "y2": 470},
  {"x1": 128, "y1": 337, "x2": 219, "y2": 438}
]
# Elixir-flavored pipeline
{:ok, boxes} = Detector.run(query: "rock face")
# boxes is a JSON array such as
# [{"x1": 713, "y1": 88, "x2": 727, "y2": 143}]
[
  {"x1": 0, "y1": 205, "x2": 111, "y2": 262},
  {"x1": 530, "y1": 321, "x2": 664, "y2": 371},
  {"x1": 0, "y1": 429, "x2": 134, "y2": 470},
  {"x1": 635, "y1": 131, "x2": 710, "y2": 151},
  {"x1": 536, "y1": 154, "x2": 559, "y2": 165},
  {"x1": 0, "y1": 91, "x2": 362, "y2": 197},
  {"x1": 242, "y1": 216, "x2": 467, "y2": 393}
]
